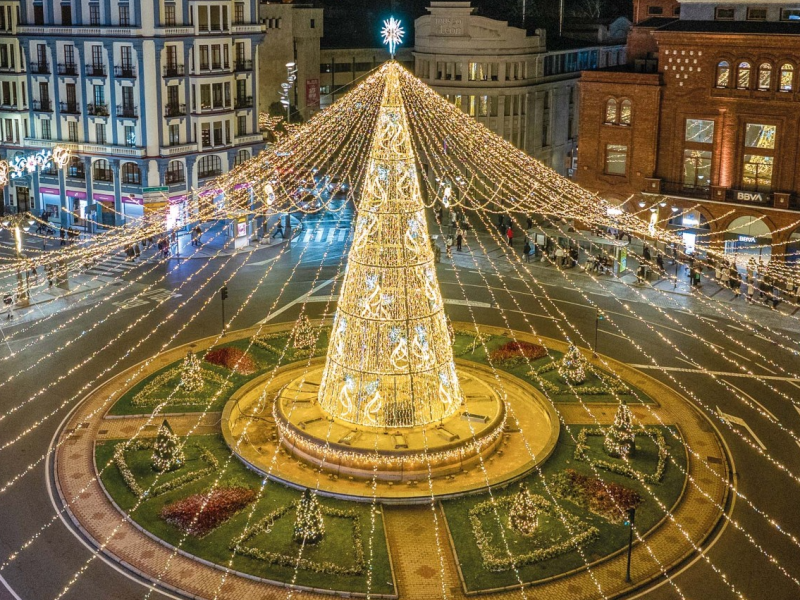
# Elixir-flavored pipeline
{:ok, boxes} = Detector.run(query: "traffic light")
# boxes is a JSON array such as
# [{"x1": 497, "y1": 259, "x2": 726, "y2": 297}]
[
  {"x1": 624, "y1": 507, "x2": 636, "y2": 526},
  {"x1": 220, "y1": 285, "x2": 228, "y2": 301}
]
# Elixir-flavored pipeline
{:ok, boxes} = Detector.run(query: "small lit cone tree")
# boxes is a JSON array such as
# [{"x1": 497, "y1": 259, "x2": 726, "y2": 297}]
[
  {"x1": 604, "y1": 400, "x2": 636, "y2": 458},
  {"x1": 294, "y1": 488, "x2": 325, "y2": 544},
  {"x1": 508, "y1": 484, "x2": 539, "y2": 537},
  {"x1": 293, "y1": 315, "x2": 315, "y2": 350},
  {"x1": 558, "y1": 344, "x2": 588, "y2": 385},
  {"x1": 152, "y1": 419, "x2": 184, "y2": 472},
  {"x1": 180, "y1": 351, "x2": 204, "y2": 392}
]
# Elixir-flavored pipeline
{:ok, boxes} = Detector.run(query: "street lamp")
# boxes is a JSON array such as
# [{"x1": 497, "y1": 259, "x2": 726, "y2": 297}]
[
  {"x1": 624, "y1": 507, "x2": 636, "y2": 583},
  {"x1": 1, "y1": 212, "x2": 36, "y2": 306},
  {"x1": 280, "y1": 62, "x2": 298, "y2": 123}
]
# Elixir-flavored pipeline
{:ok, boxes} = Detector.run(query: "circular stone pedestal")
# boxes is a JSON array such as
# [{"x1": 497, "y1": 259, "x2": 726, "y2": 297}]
[{"x1": 223, "y1": 357, "x2": 560, "y2": 502}]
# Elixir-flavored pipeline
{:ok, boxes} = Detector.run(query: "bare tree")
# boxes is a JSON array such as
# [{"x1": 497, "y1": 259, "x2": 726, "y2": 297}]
[{"x1": 570, "y1": 0, "x2": 606, "y2": 19}]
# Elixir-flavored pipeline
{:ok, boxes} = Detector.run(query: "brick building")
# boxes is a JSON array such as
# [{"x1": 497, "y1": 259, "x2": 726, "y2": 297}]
[{"x1": 577, "y1": 0, "x2": 800, "y2": 264}]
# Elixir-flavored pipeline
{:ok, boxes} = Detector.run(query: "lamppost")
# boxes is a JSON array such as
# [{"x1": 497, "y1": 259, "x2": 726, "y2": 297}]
[
  {"x1": 1, "y1": 212, "x2": 36, "y2": 307},
  {"x1": 280, "y1": 62, "x2": 298, "y2": 124},
  {"x1": 624, "y1": 507, "x2": 636, "y2": 583}
]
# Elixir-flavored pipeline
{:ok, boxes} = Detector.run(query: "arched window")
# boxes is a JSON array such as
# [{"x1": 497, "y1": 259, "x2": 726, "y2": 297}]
[
  {"x1": 67, "y1": 156, "x2": 85, "y2": 180},
  {"x1": 165, "y1": 160, "x2": 185, "y2": 184},
  {"x1": 121, "y1": 163, "x2": 140, "y2": 185},
  {"x1": 197, "y1": 155, "x2": 222, "y2": 179},
  {"x1": 619, "y1": 99, "x2": 632, "y2": 125},
  {"x1": 93, "y1": 159, "x2": 113, "y2": 182},
  {"x1": 604, "y1": 98, "x2": 617, "y2": 124},
  {"x1": 716, "y1": 61, "x2": 730, "y2": 88},
  {"x1": 757, "y1": 63, "x2": 772, "y2": 90},
  {"x1": 737, "y1": 61, "x2": 751, "y2": 89},
  {"x1": 779, "y1": 63, "x2": 794, "y2": 91},
  {"x1": 234, "y1": 149, "x2": 250, "y2": 166}
]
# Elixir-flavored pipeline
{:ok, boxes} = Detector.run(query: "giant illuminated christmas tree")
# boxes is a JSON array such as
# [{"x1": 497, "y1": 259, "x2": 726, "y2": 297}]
[{"x1": 317, "y1": 63, "x2": 464, "y2": 429}]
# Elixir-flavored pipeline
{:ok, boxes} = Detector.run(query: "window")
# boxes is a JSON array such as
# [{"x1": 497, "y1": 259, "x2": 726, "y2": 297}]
[
  {"x1": 234, "y1": 2, "x2": 244, "y2": 23},
  {"x1": 234, "y1": 149, "x2": 249, "y2": 165},
  {"x1": 744, "y1": 123, "x2": 776, "y2": 149},
  {"x1": 200, "y1": 46, "x2": 209, "y2": 70},
  {"x1": 168, "y1": 123, "x2": 180, "y2": 145},
  {"x1": 89, "y1": 3, "x2": 100, "y2": 25},
  {"x1": 91, "y1": 45, "x2": 103, "y2": 69},
  {"x1": 647, "y1": 6, "x2": 663, "y2": 15},
  {"x1": 95, "y1": 122, "x2": 106, "y2": 144},
  {"x1": 541, "y1": 120, "x2": 549, "y2": 147},
  {"x1": 478, "y1": 95, "x2": 490, "y2": 117},
  {"x1": 757, "y1": 63, "x2": 772, "y2": 90},
  {"x1": 683, "y1": 150, "x2": 712, "y2": 188},
  {"x1": 93, "y1": 84, "x2": 105, "y2": 106},
  {"x1": 716, "y1": 61, "x2": 730, "y2": 87},
  {"x1": 93, "y1": 159, "x2": 112, "y2": 181},
  {"x1": 736, "y1": 62, "x2": 751, "y2": 89},
  {"x1": 124, "y1": 125, "x2": 135, "y2": 147},
  {"x1": 236, "y1": 114, "x2": 246, "y2": 136},
  {"x1": 213, "y1": 121, "x2": 222, "y2": 145},
  {"x1": 685, "y1": 119, "x2": 715, "y2": 143},
  {"x1": 165, "y1": 160, "x2": 184, "y2": 184},
  {"x1": 747, "y1": 7, "x2": 767, "y2": 20},
  {"x1": 67, "y1": 157, "x2": 84, "y2": 179},
  {"x1": 41, "y1": 118, "x2": 51, "y2": 140},
  {"x1": 619, "y1": 99, "x2": 632, "y2": 125},
  {"x1": 469, "y1": 62, "x2": 487, "y2": 81},
  {"x1": 604, "y1": 98, "x2": 617, "y2": 124},
  {"x1": 64, "y1": 44, "x2": 75, "y2": 68},
  {"x1": 197, "y1": 155, "x2": 221, "y2": 178},
  {"x1": 742, "y1": 155, "x2": 773, "y2": 191},
  {"x1": 61, "y1": 4, "x2": 72, "y2": 25},
  {"x1": 605, "y1": 144, "x2": 627, "y2": 175},
  {"x1": 164, "y1": 3, "x2": 176, "y2": 26},
  {"x1": 781, "y1": 8, "x2": 800, "y2": 20},
  {"x1": 121, "y1": 163, "x2": 140, "y2": 184},
  {"x1": 33, "y1": 3, "x2": 44, "y2": 25},
  {"x1": 119, "y1": 3, "x2": 130, "y2": 26},
  {"x1": 715, "y1": 7, "x2": 735, "y2": 20},
  {"x1": 121, "y1": 86, "x2": 134, "y2": 111},
  {"x1": 201, "y1": 123, "x2": 211, "y2": 147},
  {"x1": 310, "y1": 18, "x2": 315, "y2": 28},
  {"x1": 779, "y1": 63, "x2": 794, "y2": 91}
]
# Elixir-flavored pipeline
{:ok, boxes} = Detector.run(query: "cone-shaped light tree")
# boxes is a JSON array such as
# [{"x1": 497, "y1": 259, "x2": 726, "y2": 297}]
[
  {"x1": 180, "y1": 351, "x2": 204, "y2": 392},
  {"x1": 317, "y1": 63, "x2": 463, "y2": 429},
  {"x1": 508, "y1": 484, "x2": 539, "y2": 537},
  {"x1": 152, "y1": 419, "x2": 184, "y2": 472},
  {"x1": 293, "y1": 315, "x2": 316, "y2": 350},
  {"x1": 605, "y1": 400, "x2": 636, "y2": 458},
  {"x1": 294, "y1": 488, "x2": 325, "y2": 544}
]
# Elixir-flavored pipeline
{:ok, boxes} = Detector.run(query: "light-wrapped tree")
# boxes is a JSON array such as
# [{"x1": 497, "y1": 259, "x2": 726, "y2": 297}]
[
  {"x1": 293, "y1": 315, "x2": 316, "y2": 350},
  {"x1": 294, "y1": 488, "x2": 325, "y2": 544},
  {"x1": 558, "y1": 344, "x2": 588, "y2": 384},
  {"x1": 180, "y1": 352, "x2": 204, "y2": 392},
  {"x1": 508, "y1": 484, "x2": 539, "y2": 537},
  {"x1": 604, "y1": 400, "x2": 636, "y2": 458},
  {"x1": 152, "y1": 419, "x2": 184, "y2": 472}
]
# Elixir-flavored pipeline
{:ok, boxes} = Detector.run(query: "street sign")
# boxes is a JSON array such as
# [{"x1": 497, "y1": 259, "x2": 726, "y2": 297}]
[{"x1": 142, "y1": 186, "x2": 169, "y2": 193}]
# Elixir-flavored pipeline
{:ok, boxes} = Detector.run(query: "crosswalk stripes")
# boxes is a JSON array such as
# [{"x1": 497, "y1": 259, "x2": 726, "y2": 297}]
[
  {"x1": 83, "y1": 253, "x2": 138, "y2": 278},
  {"x1": 301, "y1": 227, "x2": 351, "y2": 244}
]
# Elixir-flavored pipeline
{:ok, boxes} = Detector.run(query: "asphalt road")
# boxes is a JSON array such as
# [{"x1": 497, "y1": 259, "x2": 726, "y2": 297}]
[{"x1": 0, "y1": 212, "x2": 799, "y2": 600}]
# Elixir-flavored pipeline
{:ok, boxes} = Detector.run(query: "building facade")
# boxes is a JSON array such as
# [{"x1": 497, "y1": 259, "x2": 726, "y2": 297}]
[
  {"x1": 319, "y1": 47, "x2": 413, "y2": 109},
  {"x1": 2, "y1": 0, "x2": 264, "y2": 226},
  {"x1": 577, "y1": 0, "x2": 800, "y2": 262},
  {"x1": 413, "y1": 1, "x2": 626, "y2": 175},
  {"x1": 258, "y1": 1, "x2": 323, "y2": 121}
]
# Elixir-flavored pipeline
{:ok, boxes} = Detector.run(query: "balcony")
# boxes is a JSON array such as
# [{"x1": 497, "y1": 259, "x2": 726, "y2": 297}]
[
  {"x1": 198, "y1": 103, "x2": 233, "y2": 114},
  {"x1": 234, "y1": 59, "x2": 253, "y2": 72},
  {"x1": 117, "y1": 104, "x2": 138, "y2": 118},
  {"x1": 163, "y1": 64, "x2": 185, "y2": 77},
  {"x1": 660, "y1": 180, "x2": 712, "y2": 201},
  {"x1": 57, "y1": 62, "x2": 78, "y2": 76},
  {"x1": 32, "y1": 99, "x2": 53, "y2": 112},
  {"x1": 85, "y1": 63, "x2": 107, "y2": 77},
  {"x1": 234, "y1": 95, "x2": 253, "y2": 109},
  {"x1": 114, "y1": 65, "x2": 136, "y2": 79},
  {"x1": 30, "y1": 62, "x2": 50, "y2": 75},
  {"x1": 164, "y1": 103, "x2": 187, "y2": 117},
  {"x1": 160, "y1": 143, "x2": 198, "y2": 157},
  {"x1": 59, "y1": 101, "x2": 80, "y2": 115},
  {"x1": 86, "y1": 103, "x2": 110, "y2": 116}
]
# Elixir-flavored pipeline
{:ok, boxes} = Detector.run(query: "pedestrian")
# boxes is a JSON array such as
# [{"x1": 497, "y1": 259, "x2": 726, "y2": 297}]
[
  {"x1": 523, "y1": 240, "x2": 531, "y2": 263},
  {"x1": 450, "y1": 212, "x2": 457, "y2": 231},
  {"x1": 694, "y1": 268, "x2": 702, "y2": 288},
  {"x1": 570, "y1": 247, "x2": 579, "y2": 268},
  {"x1": 772, "y1": 285, "x2": 781, "y2": 309},
  {"x1": 555, "y1": 246, "x2": 564, "y2": 268},
  {"x1": 190, "y1": 227, "x2": 197, "y2": 246},
  {"x1": 272, "y1": 222, "x2": 284, "y2": 239},
  {"x1": 3, "y1": 293, "x2": 13, "y2": 320},
  {"x1": 689, "y1": 266, "x2": 696, "y2": 287},
  {"x1": 715, "y1": 262, "x2": 722, "y2": 281},
  {"x1": 59, "y1": 227, "x2": 66, "y2": 246},
  {"x1": 456, "y1": 231, "x2": 463, "y2": 252},
  {"x1": 526, "y1": 216, "x2": 533, "y2": 230},
  {"x1": 194, "y1": 225, "x2": 202, "y2": 245},
  {"x1": 46, "y1": 263, "x2": 54, "y2": 288},
  {"x1": 746, "y1": 276, "x2": 755, "y2": 303},
  {"x1": 497, "y1": 214, "x2": 504, "y2": 233},
  {"x1": 445, "y1": 234, "x2": 453, "y2": 256},
  {"x1": 643, "y1": 245, "x2": 651, "y2": 263},
  {"x1": 506, "y1": 226, "x2": 513, "y2": 247},
  {"x1": 134, "y1": 242, "x2": 141, "y2": 260},
  {"x1": 30, "y1": 266, "x2": 38, "y2": 287},
  {"x1": 656, "y1": 252, "x2": 664, "y2": 272},
  {"x1": 728, "y1": 266, "x2": 738, "y2": 291},
  {"x1": 720, "y1": 268, "x2": 730, "y2": 290},
  {"x1": 732, "y1": 270, "x2": 741, "y2": 299},
  {"x1": 636, "y1": 264, "x2": 645, "y2": 284}
]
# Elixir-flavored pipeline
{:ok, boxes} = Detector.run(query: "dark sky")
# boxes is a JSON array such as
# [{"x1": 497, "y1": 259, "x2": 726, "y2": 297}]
[{"x1": 319, "y1": 0, "x2": 632, "y2": 48}]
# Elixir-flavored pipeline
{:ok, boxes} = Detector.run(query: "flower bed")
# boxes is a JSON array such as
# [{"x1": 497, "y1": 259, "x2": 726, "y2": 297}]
[
  {"x1": 130, "y1": 366, "x2": 233, "y2": 407},
  {"x1": 489, "y1": 341, "x2": 547, "y2": 365},
  {"x1": 161, "y1": 486, "x2": 257, "y2": 536},
  {"x1": 550, "y1": 469, "x2": 642, "y2": 523},
  {"x1": 231, "y1": 501, "x2": 365, "y2": 576},
  {"x1": 574, "y1": 427, "x2": 670, "y2": 484},
  {"x1": 112, "y1": 439, "x2": 219, "y2": 499},
  {"x1": 468, "y1": 493, "x2": 598, "y2": 572},
  {"x1": 204, "y1": 347, "x2": 258, "y2": 375}
]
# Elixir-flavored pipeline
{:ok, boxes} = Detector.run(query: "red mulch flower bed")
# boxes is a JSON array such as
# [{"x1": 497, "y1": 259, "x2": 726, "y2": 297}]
[
  {"x1": 558, "y1": 469, "x2": 641, "y2": 522},
  {"x1": 204, "y1": 347, "x2": 258, "y2": 374},
  {"x1": 160, "y1": 486, "x2": 257, "y2": 536},
  {"x1": 489, "y1": 341, "x2": 547, "y2": 364}
]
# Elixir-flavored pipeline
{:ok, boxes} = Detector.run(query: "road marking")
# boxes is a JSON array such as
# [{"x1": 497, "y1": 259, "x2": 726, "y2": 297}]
[
  {"x1": 727, "y1": 324, "x2": 746, "y2": 332},
  {"x1": 698, "y1": 315, "x2": 718, "y2": 323},
  {"x1": 248, "y1": 257, "x2": 279, "y2": 267},
  {"x1": 0, "y1": 575, "x2": 21, "y2": 600},
  {"x1": 755, "y1": 362, "x2": 777, "y2": 374},
  {"x1": 326, "y1": 229, "x2": 335, "y2": 243},
  {"x1": 728, "y1": 351, "x2": 751, "y2": 362},
  {"x1": 716, "y1": 406, "x2": 767, "y2": 450},
  {"x1": 754, "y1": 333, "x2": 775, "y2": 343},
  {"x1": 302, "y1": 231, "x2": 312, "y2": 242},
  {"x1": 258, "y1": 277, "x2": 338, "y2": 324},
  {"x1": 626, "y1": 364, "x2": 800, "y2": 382},
  {"x1": 789, "y1": 381, "x2": 800, "y2": 391},
  {"x1": 676, "y1": 356, "x2": 698, "y2": 368},
  {"x1": 794, "y1": 405, "x2": 800, "y2": 419},
  {"x1": 315, "y1": 230, "x2": 324, "y2": 242},
  {"x1": 337, "y1": 230, "x2": 347, "y2": 242},
  {"x1": 722, "y1": 379, "x2": 778, "y2": 420},
  {"x1": 599, "y1": 330, "x2": 631, "y2": 342}
]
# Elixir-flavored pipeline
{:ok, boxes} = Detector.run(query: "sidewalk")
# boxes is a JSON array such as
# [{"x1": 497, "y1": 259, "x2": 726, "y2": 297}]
[{"x1": 0, "y1": 274, "x2": 109, "y2": 328}]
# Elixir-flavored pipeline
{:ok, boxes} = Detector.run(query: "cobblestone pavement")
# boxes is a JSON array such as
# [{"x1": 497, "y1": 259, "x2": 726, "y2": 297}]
[{"x1": 54, "y1": 325, "x2": 731, "y2": 600}]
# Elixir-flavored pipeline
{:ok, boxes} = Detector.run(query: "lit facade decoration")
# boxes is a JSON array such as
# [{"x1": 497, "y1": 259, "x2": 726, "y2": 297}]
[{"x1": 316, "y1": 64, "x2": 463, "y2": 429}]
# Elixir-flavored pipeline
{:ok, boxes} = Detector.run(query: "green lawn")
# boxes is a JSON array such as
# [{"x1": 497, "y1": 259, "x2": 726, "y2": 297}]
[
  {"x1": 442, "y1": 424, "x2": 687, "y2": 591},
  {"x1": 96, "y1": 435, "x2": 395, "y2": 595}
]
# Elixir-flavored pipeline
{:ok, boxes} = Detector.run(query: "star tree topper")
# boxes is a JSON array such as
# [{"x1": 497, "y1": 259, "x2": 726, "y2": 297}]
[{"x1": 382, "y1": 17, "x2": 405, "y2": 59}]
